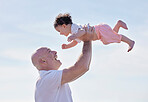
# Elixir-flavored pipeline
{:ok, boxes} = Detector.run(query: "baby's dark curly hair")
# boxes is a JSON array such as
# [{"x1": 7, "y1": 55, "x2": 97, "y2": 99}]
[{"x1": 54, "y1": 13, "x2": 73, "y2": 28}]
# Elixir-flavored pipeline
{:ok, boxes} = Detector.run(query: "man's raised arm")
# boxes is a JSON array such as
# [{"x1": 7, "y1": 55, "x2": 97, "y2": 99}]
[{"x1": 61, "y1": 41, "x2": 92, "y2": 85}]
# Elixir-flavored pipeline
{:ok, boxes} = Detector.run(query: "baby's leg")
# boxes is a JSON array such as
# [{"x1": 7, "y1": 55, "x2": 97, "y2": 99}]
[
  {"x1": 121, "y1": 35, "x2": 135, "y2": 52},
  {"x1": 113, "y1": 20, "x2": 128, "y2": 33}
]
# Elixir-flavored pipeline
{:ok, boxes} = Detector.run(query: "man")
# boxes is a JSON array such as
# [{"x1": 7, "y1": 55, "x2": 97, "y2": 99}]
[{"x1": 31, "y1": 27, "x2": 94, "y2": 102}]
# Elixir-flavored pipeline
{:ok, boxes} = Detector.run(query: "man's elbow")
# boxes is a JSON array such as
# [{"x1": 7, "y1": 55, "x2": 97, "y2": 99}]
[
  {"x1": 82, "y1": 67, "x2": 89, "y2": 73},
  {"x1": 79, "y1": 65, "x2": 90, "y2": 72},
  {"x1": 83, "y1": 65, "x2": 90, "y2": 72}
]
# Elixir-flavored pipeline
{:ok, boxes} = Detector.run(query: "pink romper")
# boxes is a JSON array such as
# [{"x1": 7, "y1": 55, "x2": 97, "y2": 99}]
[{"x1": 94, "y1": 24, "x2": 122, "y2": 45}]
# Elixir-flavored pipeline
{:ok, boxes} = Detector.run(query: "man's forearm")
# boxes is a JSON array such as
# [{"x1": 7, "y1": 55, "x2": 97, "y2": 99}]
[{"x1": 75, "y1": 41, "x2": 92, "y2": 69}]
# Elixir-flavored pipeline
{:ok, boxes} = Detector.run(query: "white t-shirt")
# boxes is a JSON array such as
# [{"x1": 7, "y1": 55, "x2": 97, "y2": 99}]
[{"x1": 35, "y1": 70, "x2": 73, "y2": 102}]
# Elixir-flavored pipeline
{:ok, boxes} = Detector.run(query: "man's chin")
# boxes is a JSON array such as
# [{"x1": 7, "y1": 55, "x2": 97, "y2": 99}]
[{"x1": 57, "y1": 60, "x2": 62, "y2": 66}]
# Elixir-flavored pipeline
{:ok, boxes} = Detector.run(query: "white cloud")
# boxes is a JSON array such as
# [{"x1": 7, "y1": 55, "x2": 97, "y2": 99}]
[
  {"x1": 18, "y1": 21, "x2": 51, "y2": 35},
  {"x1": 0, "y1": 48, "x2": 34, "y2": 61},
  {"x1": 0, "y1": 100, "x2": 33, "y2": 102},
  {"x1": 0, "y1": 65, "x2": 37, "y2": 102}
]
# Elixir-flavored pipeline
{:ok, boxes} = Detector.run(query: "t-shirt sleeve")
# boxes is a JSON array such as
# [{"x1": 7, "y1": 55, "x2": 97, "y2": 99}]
[{"x1": 43, "y1": 70, "x2": 63, "y2": 89}]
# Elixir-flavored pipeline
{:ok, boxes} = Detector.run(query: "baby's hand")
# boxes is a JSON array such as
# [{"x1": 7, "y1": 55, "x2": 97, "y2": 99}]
[
  {"x1": 62, "y1": 44, "x2": 67, "y2": 49},
  {"x1": 67, "y1": 35, "x2": 77, "y2": 42}
]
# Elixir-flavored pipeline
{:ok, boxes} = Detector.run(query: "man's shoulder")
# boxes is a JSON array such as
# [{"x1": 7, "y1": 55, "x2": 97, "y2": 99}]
[
  {"x1": 39, "y1": 70, "x2": 63, "y2": 78},
  {"x1": 37, "y1": 70, "x2": 63, "y2": 87}
]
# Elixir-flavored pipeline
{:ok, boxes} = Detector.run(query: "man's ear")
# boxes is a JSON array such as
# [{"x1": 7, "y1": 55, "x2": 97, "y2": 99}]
[{"x1": 39, "y1": 58, "x2": 46, "y2": 65}]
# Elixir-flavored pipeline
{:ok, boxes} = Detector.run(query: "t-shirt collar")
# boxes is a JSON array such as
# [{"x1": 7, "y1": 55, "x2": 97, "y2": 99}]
[{"x1": 39, "y1": 70, "x2": 52, "y2": 78}]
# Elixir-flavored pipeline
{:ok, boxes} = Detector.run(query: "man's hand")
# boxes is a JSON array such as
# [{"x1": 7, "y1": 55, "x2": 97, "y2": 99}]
[
  {"x1": 83, "y1": 23, "x2": 95, "y2": 35},
  {"x1": 79, "y1": 23, "x2": 95, "y2": 41}
]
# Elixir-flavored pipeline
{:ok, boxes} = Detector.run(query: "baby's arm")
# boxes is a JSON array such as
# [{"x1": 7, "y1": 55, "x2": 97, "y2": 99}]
[
  {"x1": 62, "y1": 40, "x2": 78, "y2": 49},
  {"x1": 68, "y1": 29, "x2": 85, "y2": 42}
]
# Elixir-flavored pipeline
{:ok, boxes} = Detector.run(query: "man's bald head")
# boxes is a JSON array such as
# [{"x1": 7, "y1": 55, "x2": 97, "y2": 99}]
[
  {"x1": 31, "y1": 47, "x2": 50, "y2": 70},
  {"x1": 31, "y1": 47, "x2": 61, "y2": 70}
]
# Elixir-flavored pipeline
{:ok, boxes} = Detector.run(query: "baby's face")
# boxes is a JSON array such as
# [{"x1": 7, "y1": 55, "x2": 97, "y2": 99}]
[{"x1": 55, "y1": 24, "x2": 70, "y2": 37}]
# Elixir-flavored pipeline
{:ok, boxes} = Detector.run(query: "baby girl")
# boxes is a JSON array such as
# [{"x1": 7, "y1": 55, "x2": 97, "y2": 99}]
[{"x1": 54, "y1": 13, "x2": 135, "y2": 52}]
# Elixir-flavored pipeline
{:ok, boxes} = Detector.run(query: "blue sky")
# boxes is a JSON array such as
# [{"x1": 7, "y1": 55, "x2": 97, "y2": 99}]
[{"x1": 0, "y1": 0, "x2": 148, "y2": 102}]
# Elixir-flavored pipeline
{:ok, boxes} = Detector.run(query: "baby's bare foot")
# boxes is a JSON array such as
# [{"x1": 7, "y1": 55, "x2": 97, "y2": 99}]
[
  {"x1": 118, "y1": 20, "x2": 128, "y2": 30},
  {"x1": 128, "y1": 41, "x2": 135, "y2": 52}
]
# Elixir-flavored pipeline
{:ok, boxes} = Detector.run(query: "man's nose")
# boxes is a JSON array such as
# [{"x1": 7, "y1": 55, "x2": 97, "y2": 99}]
[{"x1": 52, "y1": 51, "x2": 57, "y2": 54}]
